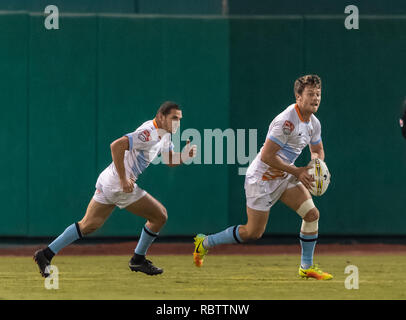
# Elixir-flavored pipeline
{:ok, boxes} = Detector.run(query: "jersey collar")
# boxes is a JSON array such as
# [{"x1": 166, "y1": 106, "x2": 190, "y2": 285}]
[
  {"x1": 295, "y1": 104, "x2": 310, "y2": 123},
  {"x1": 153, "y1": 118, "x2": 159, "y2": 129},
  {"x1": 152, "y1": 118, "x2": 162, "y2": 140}
]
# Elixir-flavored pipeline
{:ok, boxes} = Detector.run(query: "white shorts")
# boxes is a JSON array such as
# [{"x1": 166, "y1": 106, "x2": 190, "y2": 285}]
[
  {"x1": 244, "y1": 174, "x2": 301, "y2": 212},
  {"x1": 93, "y1": 167, "x2": 147, "y2": 209}
]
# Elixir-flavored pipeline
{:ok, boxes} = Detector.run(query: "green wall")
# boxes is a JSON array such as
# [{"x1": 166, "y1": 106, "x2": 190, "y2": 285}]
[
  {"x1": 0, "y1": 13, "x2": 405, "y2": 237},
  {"x1": 1, "y1": 0, "x2": 406, "y2": 15},
  {"x1": 28, "y1": 15, "x2": 98, "y2": 236},
  {"x1": 229, "y1": 0, "x2": 406, "y2": 15},
  {"x1": 0, "y1": 13, "x2": 29, "y2": 236}
]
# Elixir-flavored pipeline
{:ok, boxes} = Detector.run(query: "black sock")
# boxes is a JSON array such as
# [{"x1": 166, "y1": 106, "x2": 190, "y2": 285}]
[
  {"x1": 132, "y1": 253, "x2": 145, "y2": 264},
  {"x1": 43, "y1": 247, "x2": 55, "y2": 261}
]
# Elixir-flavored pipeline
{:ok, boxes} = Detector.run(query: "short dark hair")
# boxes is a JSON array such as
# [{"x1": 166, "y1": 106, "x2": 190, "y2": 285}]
[
  {"x1": 157, "y1": 101, "x2": 181, "y2": 116},
  {"x1": 294, "y1": 74, "x2": 322, "y2": 96}
]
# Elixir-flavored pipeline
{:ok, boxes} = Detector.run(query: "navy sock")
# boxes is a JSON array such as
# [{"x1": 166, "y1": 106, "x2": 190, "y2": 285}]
[
  {"x1": 43, "y1": 247, "x2": 55, "y2": 261},
  {"x1": 132, "y1": 253, "x2": 145, "y2": 264}
]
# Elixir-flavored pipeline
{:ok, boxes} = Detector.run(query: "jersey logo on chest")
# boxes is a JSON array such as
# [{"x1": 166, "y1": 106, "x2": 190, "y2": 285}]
[
  {"x1": 138, "y1": 130, "x2": 151, "y2": 142},
  {"x1": 282, "y1": 120, "x2": 295, "y2": 135}
]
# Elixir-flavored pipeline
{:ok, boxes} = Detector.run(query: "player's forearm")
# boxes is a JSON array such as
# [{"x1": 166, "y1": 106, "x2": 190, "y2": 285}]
[
  {"x1": 169, "y1": 152, "x2": 183, "y2": 167},
  {"x1": 172, "y1": 152, "x2": 184, "y2": 166},
  {"x1": 311, "y1": 149, "x2": 325, "y2": 161},
  {"x1": 163, "y1": 152, "x2": 182, "y2": 167},
  {"x1": 310, "y1": 141, "x2": 325, "y2": 161},
  {"x1": 261, "y1": 153, "x2": 298, "y2": 176},
  {"x1": 163, "y1": 142, "x2": 196, "y2": 167},
  {"x1": 310, "y1": 149, "x2": 324, "y2": 161},
  {"x1": 110, "y1": 143, "x2": 127, "y2": 180}
]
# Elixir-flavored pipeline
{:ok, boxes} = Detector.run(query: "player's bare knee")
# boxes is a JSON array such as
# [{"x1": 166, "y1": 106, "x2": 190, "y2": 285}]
[
  {"x1": 303, "y1": 208, "x2": 319, "y2": 222},
  {"x1": 160, "y1": 206, "x2": 168, "y2": 224},
  {"x1": 162, "y1": 206, "x2": 168, "y2": 219},
  {"x1": 152, "y1": 207, "x2": 168, "y2": 228}
]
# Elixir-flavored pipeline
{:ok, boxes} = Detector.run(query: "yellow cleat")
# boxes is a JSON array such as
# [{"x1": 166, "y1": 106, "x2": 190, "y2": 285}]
[
  {"x1": 299, "y1": 265, "x2": 333, "y2": 280},
  {"x1": 193, "y1": 234, "x2": 208, "y2": 267}
]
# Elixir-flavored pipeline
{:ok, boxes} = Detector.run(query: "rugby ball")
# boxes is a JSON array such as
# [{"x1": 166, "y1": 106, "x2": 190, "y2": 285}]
[{"x1": 307, "y1": 158, "x2": 331, "y2": 196}]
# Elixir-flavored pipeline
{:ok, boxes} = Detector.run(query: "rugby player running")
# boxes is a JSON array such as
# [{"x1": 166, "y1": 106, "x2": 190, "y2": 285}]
[
  {"x1": 34, "y1": 101, "x2": 196, "y2": 277},
  {"x1": 193, "y1": 75, "x2": 333, "y2": 280}
]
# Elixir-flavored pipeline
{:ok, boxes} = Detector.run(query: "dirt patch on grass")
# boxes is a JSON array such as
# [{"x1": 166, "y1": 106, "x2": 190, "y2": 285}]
[{"x1": 1, "y1": 242, "x2": 406, "y2": 256}]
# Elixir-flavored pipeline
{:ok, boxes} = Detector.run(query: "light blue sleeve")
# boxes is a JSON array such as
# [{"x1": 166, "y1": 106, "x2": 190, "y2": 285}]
[
  {"x1": 267, "y1": 120, "x2": 289, "y2": 146},
  {"x1": 125, "y1": 128, "x2": 152, "y2": 151},
  {"x1": 310, "y1": 119, "x2": 322, "y2": 145}
]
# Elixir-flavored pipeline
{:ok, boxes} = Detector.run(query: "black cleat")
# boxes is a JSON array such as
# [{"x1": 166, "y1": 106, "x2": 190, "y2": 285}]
[
  {"x1": 129, "y1": 258, "x2": 163, "y2": 276},
  {"x1": 33, "y1": 249, "x2": 51, "y2": 278}
]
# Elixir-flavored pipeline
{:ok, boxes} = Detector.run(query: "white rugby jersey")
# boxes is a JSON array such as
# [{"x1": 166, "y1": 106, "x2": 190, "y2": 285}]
[
  {"x1": 246, "y1": 103, "x2": 321, "y2": 181},
  {"x1": 107, "y1": 119, "x2": 174, "y2": 180}
]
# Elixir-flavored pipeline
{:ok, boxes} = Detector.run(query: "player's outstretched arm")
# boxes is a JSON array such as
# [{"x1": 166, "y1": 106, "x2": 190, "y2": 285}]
[
  {"x1": 162, "y1": 151, "x2": 181, "y2": 167},
  {"x1": 162, "y1": 139, "x2": 197, "y2": 167},
  {"x1": 310, "y1": 141, "x2": 325, "y2": 161},
  {"x1": 261, "y1": 139, "x2": 314, "y2": 190}
]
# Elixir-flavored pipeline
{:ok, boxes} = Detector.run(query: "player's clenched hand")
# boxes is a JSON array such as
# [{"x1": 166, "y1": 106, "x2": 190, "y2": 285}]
[
  {"x1": 181, "y1": 139, "x2": 197, "y2": 162},
  {"x1": 294, "y1": 166, "x2": 315, "y2": 191},
  {"x1": 120, "y1": 177, "x2": 135, "y2": 193}
]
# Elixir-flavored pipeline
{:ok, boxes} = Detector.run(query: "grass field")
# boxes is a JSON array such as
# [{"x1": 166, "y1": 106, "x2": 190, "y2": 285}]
[{"x1": 1, "y1": 254, "x2": 405, "y2": 300}]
